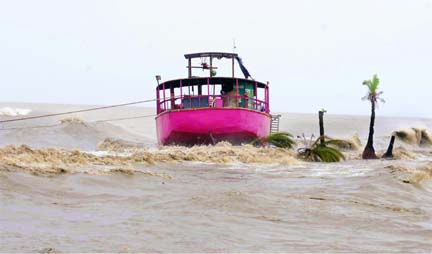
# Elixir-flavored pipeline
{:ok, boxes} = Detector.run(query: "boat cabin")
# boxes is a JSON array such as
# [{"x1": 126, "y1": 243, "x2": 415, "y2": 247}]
[{"x1": 156, "y1": 52, "x2": 270, "y2": 115}]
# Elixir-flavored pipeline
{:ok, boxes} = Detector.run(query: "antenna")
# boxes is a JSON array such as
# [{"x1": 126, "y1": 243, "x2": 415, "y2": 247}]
[
  {"x1": 155, "y1": 75, "x2": 161, "y2": 86},
  {"x1": 233, "y1": 38, "x2": 237, "y2": 53}
]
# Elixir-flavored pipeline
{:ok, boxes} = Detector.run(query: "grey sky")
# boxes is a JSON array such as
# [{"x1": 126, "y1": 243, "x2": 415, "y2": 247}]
[{"x1": 1, "y1": 0, "x2": 431, "y2": 117}]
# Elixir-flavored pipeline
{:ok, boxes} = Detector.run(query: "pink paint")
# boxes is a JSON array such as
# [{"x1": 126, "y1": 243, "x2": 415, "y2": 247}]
[{"x1": 156, "y1": 108, "x2": 271, "y2": 145}]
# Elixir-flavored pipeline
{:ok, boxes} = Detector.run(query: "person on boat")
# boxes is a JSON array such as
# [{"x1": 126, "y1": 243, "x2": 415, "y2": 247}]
[
  {"x1": 221, "y1": 84, "x2": 237, "y2": 107},
  {"x1": 256, "y1": 102, "x2": 266, "y2": 112},
  {"x1": 242, "y1": 90, "x2": 250, "y2": 108},
  {"x1": 225, "y1": 90, "x2": 237, "y2": 107}
]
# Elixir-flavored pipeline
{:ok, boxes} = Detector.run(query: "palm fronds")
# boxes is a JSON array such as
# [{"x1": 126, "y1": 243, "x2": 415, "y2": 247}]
[
  {"x1": 362, "y1": 74, "x2": 385, "y2": 104},
  {"x1": 362, "y1": 74, "x2": 380, "y2": 94},
  {"x1": 297, "y1": 136, "x2": 345, "y2": 162},
  {"x1": 267, "y1": 132, "x2": 296, "y2": 149},
  {"x1": 252, "y1": 132, "x2": 295, "y2": 149}
]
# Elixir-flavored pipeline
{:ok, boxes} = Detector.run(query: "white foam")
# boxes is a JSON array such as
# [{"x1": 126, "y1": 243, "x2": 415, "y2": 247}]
[{"x1": 0, "y1": 107, "x2": 32, "y2": 116}]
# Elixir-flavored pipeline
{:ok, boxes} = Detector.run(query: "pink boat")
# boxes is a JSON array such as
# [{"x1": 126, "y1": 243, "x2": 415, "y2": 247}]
[{"x1": 155, "y1": 52, "x2": 277, "y2": 146}]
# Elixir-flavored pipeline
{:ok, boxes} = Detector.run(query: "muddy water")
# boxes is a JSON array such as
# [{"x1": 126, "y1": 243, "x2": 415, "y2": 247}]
[{"x1": 1, "y1": 103, "x2": 432, "y2": 252}]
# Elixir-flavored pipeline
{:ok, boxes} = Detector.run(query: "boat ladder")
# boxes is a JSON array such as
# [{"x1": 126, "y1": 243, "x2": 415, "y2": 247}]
[{"x1": 270, "y1": 114, "x2": 281, "y2": 134}]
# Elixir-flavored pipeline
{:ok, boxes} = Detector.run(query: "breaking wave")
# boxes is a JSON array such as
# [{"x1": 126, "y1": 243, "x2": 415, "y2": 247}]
[
  {"x1": 0, "y1": 143, "x2": 297, "y2": 176},
  {"x1": 394, "y1": 127, "x2": 432, "y2": 146},
  {"x1": 329, "y1": 133, "x2": 362, "y2": 151},
  {"x1": 0, "y1": 117, "x2": 152, "y2": 150}
]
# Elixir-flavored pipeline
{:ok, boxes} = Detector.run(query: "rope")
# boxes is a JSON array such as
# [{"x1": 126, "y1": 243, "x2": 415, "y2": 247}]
[
  {"x1": 0, "y1": 99, "x2": 156, "y2": 124},
  {"x1": 0, "y1": 114, "x2": 156, "y2": 131},
  {"x1": 94, "y1": 114, "x2": 155, "y2": 123}
]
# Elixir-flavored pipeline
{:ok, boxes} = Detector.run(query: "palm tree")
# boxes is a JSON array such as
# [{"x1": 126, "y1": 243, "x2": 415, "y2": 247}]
[
  {"x1": 297, "y1": 135, "x2": 345, "y2": 162},
  {"x1": 362, "y1": 74, "x2": 385, "y2": 159}
]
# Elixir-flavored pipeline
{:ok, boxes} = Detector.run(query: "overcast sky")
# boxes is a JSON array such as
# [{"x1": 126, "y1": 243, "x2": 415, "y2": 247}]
[{"x1": 1, "y1": 0, "x2": 431, "y2": 117}]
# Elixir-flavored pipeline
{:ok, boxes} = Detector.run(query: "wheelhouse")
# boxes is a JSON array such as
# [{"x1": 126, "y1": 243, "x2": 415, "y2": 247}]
[{"x1": 156, "y1": 52, "x2": 270, "y2": 115}]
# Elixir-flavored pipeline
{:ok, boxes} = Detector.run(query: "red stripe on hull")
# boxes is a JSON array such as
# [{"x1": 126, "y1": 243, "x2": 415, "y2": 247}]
[{"x1": 156, "y1": 108, "x2": 271, "y2": 145}]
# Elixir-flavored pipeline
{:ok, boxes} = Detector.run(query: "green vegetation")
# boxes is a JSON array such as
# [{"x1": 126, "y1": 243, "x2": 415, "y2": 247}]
[
  {"x1": 362, "y1": 74, "x2": 385, "y2": 159},
  {"x1": 252, "y1": 132, "x2": 296, "y2": 149},
  {"x1": 297, "y1": 136, "x2": 345, "y2": 162}
]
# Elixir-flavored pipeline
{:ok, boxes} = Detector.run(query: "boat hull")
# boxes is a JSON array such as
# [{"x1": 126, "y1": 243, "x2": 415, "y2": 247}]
[{"x1": 156, "y1": 108, "x2": 271, "y2": 145}]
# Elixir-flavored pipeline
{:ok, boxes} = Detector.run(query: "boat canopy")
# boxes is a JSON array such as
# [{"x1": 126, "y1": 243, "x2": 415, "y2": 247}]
[
  {"x1": 157, "y1": 77, "x2": 268, "y2": 90},
  {"x1": 184, "y1": 52, "x2": 238, "y2": 60},
  {"x1": 182, "y1": 52, "x2": 253, "y2": 79}
]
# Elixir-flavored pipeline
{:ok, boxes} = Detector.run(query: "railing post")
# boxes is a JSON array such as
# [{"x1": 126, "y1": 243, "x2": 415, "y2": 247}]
[
  {"x1": 236, "y1": 79, "x2": 239, "y2": 108},
  {"x1": 266, "y1": 82, "x2": 270, "y2": 113},
  {"x1": 254, "y1": 82, "x2": 258, "y2": 110},
  {"x1": 207, "y1": 78, "x2": 210, "y2": 107},
  {"x1": 180, "y1": 80, "x2": 183, "y2": 108},
  {"x1": 170, "y1": 86, "x2": 175, "y2": 110},
  {"x1": 156, "y1": 87, "x2": 160, "y2": 114},
  {"x1": 188, "y1": 84, "x2": 191, "y2": 108},
  {"x1": 162, "y1": 83, "x2": 166, "y2": 111}
]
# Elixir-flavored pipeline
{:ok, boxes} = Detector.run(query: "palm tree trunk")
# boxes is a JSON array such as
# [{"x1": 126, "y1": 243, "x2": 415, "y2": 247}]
[
  {"x1": 319, "y1": 111, "x2": 325, "y2": 146},
  {"x1": 362, "y1": 100, "x2": 378, "y2": 159},
  {"x1": 382, "y1": 135, "x2": 395, "y2": 158}
]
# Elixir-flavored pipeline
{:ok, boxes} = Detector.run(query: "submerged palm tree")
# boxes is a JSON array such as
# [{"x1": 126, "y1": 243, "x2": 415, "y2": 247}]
[
  {"x1": 297, "y1": 135, "x2": 345, "y2": 162},
  {"x1": 252, "y1": 132, "x2": 295, "y2": 149},
  {"x1": 362, "y1": 74, "x2": 385, "y2": 159}
]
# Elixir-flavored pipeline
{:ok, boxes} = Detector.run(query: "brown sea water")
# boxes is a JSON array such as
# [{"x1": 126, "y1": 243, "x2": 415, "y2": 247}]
[{"x1": 1, "y1": 102, "x2": 432, "y2": 253}]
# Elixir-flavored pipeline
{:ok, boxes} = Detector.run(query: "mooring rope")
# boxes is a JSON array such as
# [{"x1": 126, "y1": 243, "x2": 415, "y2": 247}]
[
  {"x1": 0, "y1": 114, "x2": 157, "y2": 131},
  {"x1": 0, "y1": 98, "x2": 157, "y2": 124},
  {"x1": 94, "y1": 114, "x2": 156, "y2": 123},
  {"x1": 0, "y1": 98, "x2": 158, "y2": 131}
]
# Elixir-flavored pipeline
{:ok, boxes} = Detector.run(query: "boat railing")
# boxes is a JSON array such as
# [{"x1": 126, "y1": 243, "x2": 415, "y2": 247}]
[{"x1": 157, "y1": 94, "x2": 269, "y2": 114}]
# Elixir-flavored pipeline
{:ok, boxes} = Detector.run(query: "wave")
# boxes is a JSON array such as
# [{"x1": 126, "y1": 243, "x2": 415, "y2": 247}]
[
  {"x1": 0, "y1": 107, "x2": 31, "y2": 116},
  {"x1": 97, "y1": 138, "x2": 147, "y2": 152},
  {"x1": 386, "y1": 164, "x2": 432, "y2": 184},
  {"x1": 0, "y1": 144, "x2": 298, "y2": 176},
  {"x1": 392, "y1": 147, "x2": 418, "y2": 160},
  {"x1": 394, "y1": 127, "x2": 432, "y2": 146},
  {"x1": 0, "y1": 117, "x2": 152, "y2": 150},
  {"x1": 329, "y1": 133, "x2": 362, "y2": 151}
]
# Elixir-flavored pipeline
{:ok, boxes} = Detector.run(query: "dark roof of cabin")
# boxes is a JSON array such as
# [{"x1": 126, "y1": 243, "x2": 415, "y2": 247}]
[
  {"x1": 157, "y1": 77, "x2": 268, "y2": 89},
  {"x1": 184, "y1": 52, "x2": 238, "y2": 59}
]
